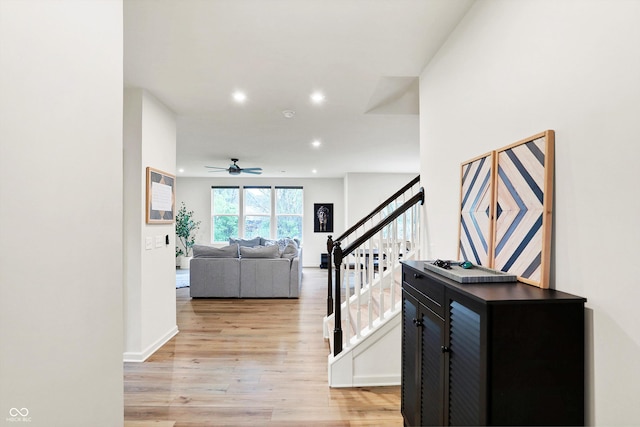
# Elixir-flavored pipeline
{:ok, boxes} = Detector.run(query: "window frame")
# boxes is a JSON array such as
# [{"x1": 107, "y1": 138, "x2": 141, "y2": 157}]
[{"x1": 211, "y1": 185, "x2": 303, "y2": 244}]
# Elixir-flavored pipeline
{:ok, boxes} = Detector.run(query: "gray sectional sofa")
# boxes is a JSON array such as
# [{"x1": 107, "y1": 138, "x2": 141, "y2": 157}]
[{"x1": 189, "y1": 238, "x2": 302, "y2": 298}]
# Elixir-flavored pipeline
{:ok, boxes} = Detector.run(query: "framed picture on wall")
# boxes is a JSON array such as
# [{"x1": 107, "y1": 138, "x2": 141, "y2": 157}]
[
  {"x1": 314, "y1": 203, "x2": 333, "y2": 232},
  {"x1": 493, "y1": 130, "x2": 554, "y2": 288},
  {"x1": 146, "y1": 167, "x2": 176, "y2": 224},
  {"x1": 458, "y1": 130, "x2": 555, "y2": 289},
  {"x1": 458, "y1": 151, "x2": 495, "y2": 267}
]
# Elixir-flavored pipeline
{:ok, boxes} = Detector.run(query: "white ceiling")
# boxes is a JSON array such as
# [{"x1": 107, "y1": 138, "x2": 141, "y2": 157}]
[{"x1": 124, "y1": 0, "x2": 474, "y2": 178}]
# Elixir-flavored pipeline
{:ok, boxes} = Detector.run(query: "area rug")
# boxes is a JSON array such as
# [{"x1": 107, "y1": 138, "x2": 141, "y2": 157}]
[{"x1": 176, "y1": 269, "x2": 190, "y2": 289}]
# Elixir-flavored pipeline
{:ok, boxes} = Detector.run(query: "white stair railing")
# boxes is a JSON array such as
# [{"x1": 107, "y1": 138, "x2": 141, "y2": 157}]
[
  {"x1": 325, "y1": 176, "x2": 421, "y2": 319},
  {"x1": 327, "y1": 185, "x2": 423, "y2": 356}
]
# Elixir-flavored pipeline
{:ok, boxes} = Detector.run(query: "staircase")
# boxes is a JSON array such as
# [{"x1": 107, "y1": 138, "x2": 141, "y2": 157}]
[{"x1": 323, "y1": 176, "x2": 423, "y2": 387}]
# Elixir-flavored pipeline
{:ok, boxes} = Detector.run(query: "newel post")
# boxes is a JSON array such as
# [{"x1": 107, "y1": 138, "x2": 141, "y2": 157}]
[
  {"x1": 326, "y1": 235, "x2": 334, "y2": 316},
  {"x1": 333, "y1": 242, "x2": 343, "y2": 356}
]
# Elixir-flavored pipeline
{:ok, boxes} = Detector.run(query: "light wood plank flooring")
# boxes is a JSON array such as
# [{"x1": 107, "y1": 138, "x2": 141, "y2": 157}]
[{"x1": 124, "y1": 268, "x2": 402, "y2": 426}]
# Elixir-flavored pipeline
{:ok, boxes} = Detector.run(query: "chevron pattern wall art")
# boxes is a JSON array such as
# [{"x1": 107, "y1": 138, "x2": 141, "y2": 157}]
[
  {"x1": 493, "y1": 130, "x2": 554, "y2": 288},
  {"x1": 457, "y1": 130, "x2": 555, "y2": 288},
  {"x1": 458, "y1": 152, "x2": 495, "y2": 267}
]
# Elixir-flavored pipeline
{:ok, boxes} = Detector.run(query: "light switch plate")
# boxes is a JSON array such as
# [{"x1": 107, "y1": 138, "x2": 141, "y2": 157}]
[
  {"x1": 155, "y1": 235, "x2": 163, "y2": 248},
  {"x1": 145, "y1": 237, "x2": 153, "y2": 250}
]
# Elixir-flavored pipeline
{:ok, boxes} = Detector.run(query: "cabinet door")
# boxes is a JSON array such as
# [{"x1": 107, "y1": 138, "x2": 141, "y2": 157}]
[
  {"x1": 420, "y1": 304, "x2": 445, "y2": 426},
  {"x1": 447, "y1": 299, "x2": 482, "y2": 426},
  {"x1": 402, "y1": 293, "x2": 420, "y2": 427},
  {"x1": 402, "y1": 290, "x2": 445, "y2": 427}
]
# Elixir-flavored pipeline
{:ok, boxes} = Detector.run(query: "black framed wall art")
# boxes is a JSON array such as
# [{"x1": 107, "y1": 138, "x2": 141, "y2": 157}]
[{"x1": 314, "y1": 203, "x2": 333, "y2": 232}]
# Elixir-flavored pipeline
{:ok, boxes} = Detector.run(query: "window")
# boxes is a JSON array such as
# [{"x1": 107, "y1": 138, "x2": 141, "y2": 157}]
[
  {"x1": 211, "y1": 185, "x2": 303, "y2": 243},
  {"x1": 211, "y1": 187, "x2": 239, "y2": 242},
  {"x1": 243, "y1": 186, "x2": 271, "y2": 239},
  {"x1": 276, "y1": 187, "x2": 303, "y2": 239}
]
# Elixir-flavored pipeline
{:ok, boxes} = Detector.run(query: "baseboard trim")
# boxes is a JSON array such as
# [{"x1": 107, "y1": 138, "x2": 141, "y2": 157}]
[
  {"x1": 123, "y1": 325, "x2": 179, "y2": 362},
  {"x1": 352, "y1": 374, "x2": 400, "y2": 387}
]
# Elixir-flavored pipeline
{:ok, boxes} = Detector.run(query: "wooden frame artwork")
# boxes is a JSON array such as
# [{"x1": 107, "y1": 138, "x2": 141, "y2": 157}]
[
  {"x1": 458, "y1": 130, "x2": 555, "y2": 288},
  {"x1": 458, "y1": 151, "x2": 495, "y2": 267},
  {"x1": 492, "y1": 130, "x2": 554, "y2": 288},
  {"x1": 146, "y1": 167, "x2": 176, "y2": 224}
]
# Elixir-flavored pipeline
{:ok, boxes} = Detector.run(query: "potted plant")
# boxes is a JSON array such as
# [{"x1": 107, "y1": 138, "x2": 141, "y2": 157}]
[{"x1": 175, "y1": 202, "x2": 201, "y2": 269}]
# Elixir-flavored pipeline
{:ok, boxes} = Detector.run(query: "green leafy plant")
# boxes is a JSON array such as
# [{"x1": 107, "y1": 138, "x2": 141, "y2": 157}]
[{"x1": 175, "y1": 202, "x2": 201, "y2": 257}]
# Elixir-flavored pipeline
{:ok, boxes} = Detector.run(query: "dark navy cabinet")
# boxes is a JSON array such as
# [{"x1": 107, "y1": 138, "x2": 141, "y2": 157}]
[{"x1": 401, "y1": 261, "x2": 586, "y2": 426}]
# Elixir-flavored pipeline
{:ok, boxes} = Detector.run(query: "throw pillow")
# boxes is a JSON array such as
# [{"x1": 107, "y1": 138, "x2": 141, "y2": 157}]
[
  {"x1": 193, "y1": 244, "x2": 239, "y2": 258},
  {"x1": 262, "y1": 238, "x2": 278, "y2": 247},
  {"x1": 229, "y1": 236, "x2": 262, "y2": 247},
  {"x1": 240, "y1": 245, "x2": 280, "y2": 258},
  {"x1": 276, "y1": 237, "x2": 298, "y2": 251},
  {"x1": 281, "y1": 241, "x2": 298, "y2": 259}
]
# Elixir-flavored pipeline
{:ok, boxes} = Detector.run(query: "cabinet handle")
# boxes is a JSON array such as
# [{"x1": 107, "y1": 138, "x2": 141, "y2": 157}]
[
  {"x1": 412, "y1": 318, "x2": 423, "y2": 327},
  {"x1": 441, "y1": 346, "x2": 450, "y2": 353},
  {"x1": 413, "y1": 273, "x2": 423, "y2": 279}
]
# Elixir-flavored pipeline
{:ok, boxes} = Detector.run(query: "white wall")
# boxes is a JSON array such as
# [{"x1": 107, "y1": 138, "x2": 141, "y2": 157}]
[
  {"x1": 0, "y1": 1, "x2": 124, "y2": 426},
  {"x1": 419, "y1": 1, "x2": 640, "y2": 425},
  {"x1": 123, "y1": 89, "x2": 178, "y2": 361},
  {"x1": 176, "y1": 177, "x2": 344, "y2": 268},
  {"x1": 344, "y1": 173, "x2": 418, "y2": 226}
]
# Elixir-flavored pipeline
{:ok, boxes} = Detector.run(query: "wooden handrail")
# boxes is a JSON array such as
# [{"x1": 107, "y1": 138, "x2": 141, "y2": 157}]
[
  {"x1": 341, "y1": 188, "x2": 424, "y2": 255},
  {"x1": 334, "y1": 175, "x2": 419, "y2": 243}
]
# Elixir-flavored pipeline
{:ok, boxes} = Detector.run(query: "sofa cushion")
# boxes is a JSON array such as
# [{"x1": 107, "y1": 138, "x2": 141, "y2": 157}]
[
  {"x1": 229, "y1": 236, "x2": 262, "y2": 247},
  {"x1": 281, "y1": 241, "x2": 298, "y2": 259},
  {"x1": 240, "y1": 245, "x2": 281, "y2": 258},
  {"x1": 193, "y1": 244, "x2": 239, "y2": 258}
]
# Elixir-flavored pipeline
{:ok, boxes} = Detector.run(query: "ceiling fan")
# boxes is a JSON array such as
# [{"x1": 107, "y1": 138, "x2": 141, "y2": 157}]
[{"x1": 205, "y1": 158, "x2": 263, "y2": 175}]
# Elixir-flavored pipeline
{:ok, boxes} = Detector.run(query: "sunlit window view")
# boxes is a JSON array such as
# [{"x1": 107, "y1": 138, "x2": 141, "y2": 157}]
[{"x1": 211, "y1": 186, "x2": 303, "y2": 242}]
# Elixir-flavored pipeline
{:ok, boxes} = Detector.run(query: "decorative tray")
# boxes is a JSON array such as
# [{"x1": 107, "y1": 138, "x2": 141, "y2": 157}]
[{"x1": 423, "y1": 261, "x2": 517, "y2": 284}]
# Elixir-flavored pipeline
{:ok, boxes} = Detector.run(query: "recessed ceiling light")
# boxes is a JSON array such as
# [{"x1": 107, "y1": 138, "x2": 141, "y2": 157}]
[
  {"x1": 310, "y1": 91, "x2": 325, "y2": 104},
  {"x1": 282, "y1": 110, "x2": 296, "y2": 119},
  {"x1": 312, "y1": 169, "x2": 318, "y2": 174},
  {"x1": 178, "y1": 168, "x2": 185, "y2": 173},
  {"x1": 311, "y1": 139, "x2": 321, "y2": 148},
  {"x1": 232, "y1": 91, "x2": 247, "y2": 103}
]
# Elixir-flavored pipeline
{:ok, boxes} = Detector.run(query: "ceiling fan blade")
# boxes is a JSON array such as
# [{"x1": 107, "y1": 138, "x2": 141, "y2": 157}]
[
  {"x1": 241, "y1": 169, "x2": 262, "y2": 175},
  {"x1": 207, "y1": 169, "x2": 229, "y2": 173},
  {"x1": 205, "y1": 166, "x2": 229, "y2": 170}
]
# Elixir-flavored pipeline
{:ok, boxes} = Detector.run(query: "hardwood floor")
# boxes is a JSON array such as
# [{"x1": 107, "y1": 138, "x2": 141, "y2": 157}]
[{"x1": 124, "y1": 268, "x2": 402, "y2": 426}]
